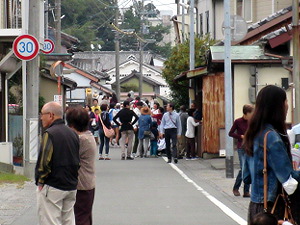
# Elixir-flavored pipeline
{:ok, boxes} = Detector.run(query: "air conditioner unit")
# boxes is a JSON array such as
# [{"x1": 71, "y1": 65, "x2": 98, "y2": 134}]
[{"x1": 0, "y1": 142, "x2": 13, "y2": 165}]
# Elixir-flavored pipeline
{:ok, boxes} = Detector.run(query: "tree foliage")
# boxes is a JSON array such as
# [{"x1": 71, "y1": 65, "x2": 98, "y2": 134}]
[
  {"x1": 49, "y1": 0, "x2": 116, "y2": 50},
  {"x1": 119, "y1": 5, "x2": 171, "y2": 57},
  {"x1": 48, "y1": 0, "x2": 171, "y2": 55},
  {"x1": 162, "y1": 35, "x2": 216, "y2": 108}
]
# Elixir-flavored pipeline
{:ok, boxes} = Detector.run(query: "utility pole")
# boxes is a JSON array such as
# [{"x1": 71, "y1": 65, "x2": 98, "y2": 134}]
[
  {"x1": 189, "y1": 0, "x2": 195, "y2": 106},
  {"x1": 139, "y1": 0, "x2": 145, "y2": 98},
  {"x1": 181, "y1": 0, "x2": 185, "y2": 42},
  {"x1": 292, "y1": 0, "x2": 300, "y2": 125},
  {"x1": 224, "y1": 0, "x2": 234, "y2": 178},
  {"x1": 24, "y1": 0, "x2": 41, "y2": 177},
  {"x1": 55, "y1": 0, "x2": 61, "y2": 53},
  {"x1": 139, "y1": 41, "x2": 143, "y2": 98},
  {"x1": 115, "y1": 0, "x2": 120, "y2": 101},
  {"x1": 45, "y1": 0, "x2": 49, "y2": 38}
]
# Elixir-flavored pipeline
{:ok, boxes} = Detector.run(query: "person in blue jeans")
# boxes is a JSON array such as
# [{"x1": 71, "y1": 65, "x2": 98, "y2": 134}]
[
  {"x1": 98, "y1": 104, "x2": 111, "y2": 160},
  {"x1": 229, "y1": 104, "x2": 254, "y2": 197}
]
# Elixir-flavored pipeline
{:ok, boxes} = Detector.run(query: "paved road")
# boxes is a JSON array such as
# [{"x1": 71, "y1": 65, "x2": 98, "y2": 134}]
[{"x1": 8, "y1": 146, "x2": 249, "y2": 225}]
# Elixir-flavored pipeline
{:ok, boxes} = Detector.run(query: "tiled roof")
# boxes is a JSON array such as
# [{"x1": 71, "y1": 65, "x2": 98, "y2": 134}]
[
  {"x1": 248, "y1": 6, "x2": 292, "y2": 32},
  {"x1": 72, "y1": 51, "x2": 154, "y2": 72},
  {"x1": 253, "y1": 24, "x2": 292, "y2": 44}
]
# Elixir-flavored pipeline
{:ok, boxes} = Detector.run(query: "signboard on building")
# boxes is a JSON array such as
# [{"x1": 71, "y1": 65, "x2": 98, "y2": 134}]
[{"x1": 54, "y1": 95, "x2": 63, "y2": 105}]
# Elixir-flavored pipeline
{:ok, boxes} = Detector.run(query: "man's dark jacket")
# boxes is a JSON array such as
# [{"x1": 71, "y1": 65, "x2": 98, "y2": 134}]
[{"x1": 35, "y1": 119, "x2": 80, "y2": 191}]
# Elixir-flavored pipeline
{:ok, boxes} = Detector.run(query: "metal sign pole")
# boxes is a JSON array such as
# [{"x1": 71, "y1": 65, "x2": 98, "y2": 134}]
[{"x1": 224, "y1": 0, "x2": 234, "y2": 178}]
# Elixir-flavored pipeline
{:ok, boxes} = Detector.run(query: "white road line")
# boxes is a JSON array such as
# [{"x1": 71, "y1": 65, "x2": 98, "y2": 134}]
[{"x1": 163, "y1": 157, "x2": 247, "y2": 225}]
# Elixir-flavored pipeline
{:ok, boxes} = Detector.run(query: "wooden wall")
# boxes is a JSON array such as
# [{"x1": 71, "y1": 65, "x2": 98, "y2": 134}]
[{"x1": 202, "y1": 72, "x2": 225, "y2": 154}]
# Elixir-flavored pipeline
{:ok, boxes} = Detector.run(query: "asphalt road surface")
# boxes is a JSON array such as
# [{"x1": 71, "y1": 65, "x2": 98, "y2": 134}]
[{"x1": 11, "y1": 146, "x2": 248, "y2": 225}]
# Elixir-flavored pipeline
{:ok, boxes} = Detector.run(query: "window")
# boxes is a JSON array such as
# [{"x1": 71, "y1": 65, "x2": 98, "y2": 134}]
[
  {"x1": 205, "y1": 11, "x2": 209, "y2": 34},
  {"x1": 236, "y1": 0, "x2": 252, "y2": 22},
  {"x1": 200, "y1": 13, "x2": 203, "y2": 36}
]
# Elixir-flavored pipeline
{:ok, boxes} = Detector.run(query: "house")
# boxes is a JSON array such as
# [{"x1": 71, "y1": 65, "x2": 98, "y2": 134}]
[
  {"x1": 62, "y1": 63, "x2": 114, "y2": 105},
  {"x1": 111, "y1": 69, "x2": 162, "y2": 100},
  {"x1": 71, "y1": 51, "x2": 170, "y2": 98},
  {"x1": 174, "y1": 4, "x2": 297, "y2": 156},
  {"x1": 175, "y1": 0, "x2": 293, "y2": 40}
]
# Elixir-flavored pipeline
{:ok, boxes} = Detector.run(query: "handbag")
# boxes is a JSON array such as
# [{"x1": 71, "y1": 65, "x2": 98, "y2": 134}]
[
  {"x1": 99, "y1": 114, "x2": 115, "y2": 138},
  {"x1": 144, "y1": 130, "x2": 152, "y2": 137},
  {"x1": 263, "y1": 131, "x2": 297, "y2": 225}
]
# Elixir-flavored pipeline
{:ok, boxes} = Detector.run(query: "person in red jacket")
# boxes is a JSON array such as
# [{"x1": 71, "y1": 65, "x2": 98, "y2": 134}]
[{"x1": 229, "y1": 104, "x2": 254, "y2": 197}]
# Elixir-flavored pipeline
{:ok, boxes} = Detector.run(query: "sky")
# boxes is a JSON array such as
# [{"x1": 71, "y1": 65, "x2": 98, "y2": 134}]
[
  {"x1": 119, "y1": 0, "x2": 178, "y2": 16},
  {"x1": 151, "y1": 0, "x2": 177, "y2": 15}
]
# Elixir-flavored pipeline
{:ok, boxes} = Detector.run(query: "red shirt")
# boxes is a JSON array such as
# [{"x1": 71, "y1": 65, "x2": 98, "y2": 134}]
[
  {"x1": 228, "y1": 117, "x2": 248, "y2": 149},
  {"x1": 152, "y1": 113, "x2": 163, "y2": 125}
]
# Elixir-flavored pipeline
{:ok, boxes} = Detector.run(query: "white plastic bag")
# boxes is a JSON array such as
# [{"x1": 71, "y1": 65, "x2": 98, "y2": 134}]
[
  {"x1": 157, "y1": 138, "x2": 166, "y2": 150},
  {"x1": 91, "y1": 118, "x2": 96, "y2": 127}
]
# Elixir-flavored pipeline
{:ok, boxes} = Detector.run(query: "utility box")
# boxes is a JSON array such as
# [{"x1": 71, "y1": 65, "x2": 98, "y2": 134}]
[{"x1": 0, "y1": 142, "x2": 13, "y2": 165}]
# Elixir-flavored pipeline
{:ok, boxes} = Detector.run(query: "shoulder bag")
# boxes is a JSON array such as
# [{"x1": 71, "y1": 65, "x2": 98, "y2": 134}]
[
  {"x1": 99, "y1": 114, "x2": 115, "y2": 138},
  {"x1": 263, "y1": 131, "x2": 297, "y2": 225}
]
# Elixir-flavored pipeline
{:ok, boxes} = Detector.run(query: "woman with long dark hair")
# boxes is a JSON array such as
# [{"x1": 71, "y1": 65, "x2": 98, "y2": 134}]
[
  {"x1": 98, "y1": 104, "x2": 112, "y2": 160},
  {"x1": 243, "y1": 85, "x2": 300, "y2": 224}
]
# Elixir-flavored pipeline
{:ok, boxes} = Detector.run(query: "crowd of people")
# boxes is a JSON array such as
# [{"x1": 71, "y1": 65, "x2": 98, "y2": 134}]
[
  {"x1": 35, "y1": 93, "x2": 202, "y2": 225},
  {"x1": 83, "y1": 93, "x2": 202, "y2": 163}
]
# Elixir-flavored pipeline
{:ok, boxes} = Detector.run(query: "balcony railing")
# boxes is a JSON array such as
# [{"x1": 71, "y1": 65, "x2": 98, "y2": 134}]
[
  {"x1": 0, "y1": 0, "x2": 22, "y2": 38},
  {"x1": 2, "y1": 0, "x2": 22, "y2": 29}
]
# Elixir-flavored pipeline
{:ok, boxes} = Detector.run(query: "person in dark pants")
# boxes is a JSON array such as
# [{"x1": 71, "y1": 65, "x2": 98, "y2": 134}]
[
  {"x1": 113, "y1": 100, "x2": 139, "y2": 160},
  {"x1": 185, "y1": 108, "x2": 199, "y2": 160},
  {"x1": 160, "y1": 103, "x2": 181, "y2": 164},
  {"x1": 229, "y1": 104, "x2": 254, "y2": 197},
  {"x1": 66, "y1": 106, "x2": 97, "y2": 225},
  {"x1": 99, "y1": 104, "x2": 112, "y2": 160}
]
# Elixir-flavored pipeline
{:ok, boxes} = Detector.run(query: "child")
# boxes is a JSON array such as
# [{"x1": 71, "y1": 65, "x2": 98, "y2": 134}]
[
  {"x1": 150, "y1": 121, "x2": 159, "y2": 157},
  {"x1": 251, "y1": 212, "x2": 293, "y2": 225}
]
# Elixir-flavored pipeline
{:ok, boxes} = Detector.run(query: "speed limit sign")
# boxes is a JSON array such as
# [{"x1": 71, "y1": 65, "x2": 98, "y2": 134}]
[
  {"x1": 42, "y1": 39, "x2": 55, "y2": 54},
  {"x1": 13, "y1": 34, "x2": 40, "y2": 61}
]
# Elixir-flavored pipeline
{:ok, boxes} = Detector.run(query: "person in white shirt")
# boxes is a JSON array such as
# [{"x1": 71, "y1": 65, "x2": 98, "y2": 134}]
[
  {"x1": 185, "y1": 109, "x2": 200, "y2": 160},
  {"x1": 132, "y1": 101, "x2": 143, "y2": 156}
]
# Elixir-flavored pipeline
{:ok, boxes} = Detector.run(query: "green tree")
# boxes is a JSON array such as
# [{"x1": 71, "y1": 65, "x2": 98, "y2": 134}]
[
  {"x1": 119, "y1": 6, "x2": 171, "y2": 57},
  {"x1": 162, "y1": 35, "x2": 216, "y2": 108},
  {"x1": 49, "y1": 0, "x2": 116, "y2": 50}
]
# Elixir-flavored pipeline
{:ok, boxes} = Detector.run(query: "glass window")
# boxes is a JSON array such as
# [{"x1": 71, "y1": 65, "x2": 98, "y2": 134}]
[
  {"x1": 200, "y1": 13, "x2": 203, "y2": 36},
  {"x1": 236, "y1": 0, "x2": 252, "y2": 22},
  {"x1": 205, "y1": 11, "x2": 209, "y2": 34}
]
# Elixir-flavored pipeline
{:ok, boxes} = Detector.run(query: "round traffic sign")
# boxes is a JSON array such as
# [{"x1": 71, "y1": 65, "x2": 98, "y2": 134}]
[
  {"x1": 13, "y1": 34, "x2": 40, "y2": 61},
  {"x1": 42, "y1": 39, "x2": 55, "y2": 54}
]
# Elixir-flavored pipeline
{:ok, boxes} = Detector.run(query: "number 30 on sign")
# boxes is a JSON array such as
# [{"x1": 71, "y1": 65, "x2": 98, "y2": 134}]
[
  {"x1": 13, "y1": 34, "x2": 40, "y2": 61},
  {"x1": 42, "y1": 39, "x2": 55, "y2": 54}
]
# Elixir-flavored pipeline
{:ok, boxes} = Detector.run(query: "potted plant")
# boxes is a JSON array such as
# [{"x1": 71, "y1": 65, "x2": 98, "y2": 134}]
[{"x1": 13, "y1": 135, "x2": 23, "y2": 166}]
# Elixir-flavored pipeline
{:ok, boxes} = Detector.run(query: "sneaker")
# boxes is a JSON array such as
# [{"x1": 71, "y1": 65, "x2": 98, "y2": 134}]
[
  {"x1": 126, "y1": 156, "x2": 134, "y2": 160},
  {"x1": 191, "y1": 157, "x2": 198, "y2": 160},
  {"x1": 105, "y1": 157, "x2": 111, "y2": 160},
  {"x1": 186, "y1": 157, "x2": 192, "y2": 161},
  {"x1": 233, "y1": 189, "x2": 241, "y2": 196},
  {"x1": 99, "y1": 155, "x2": 104, "y2": 160}
]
